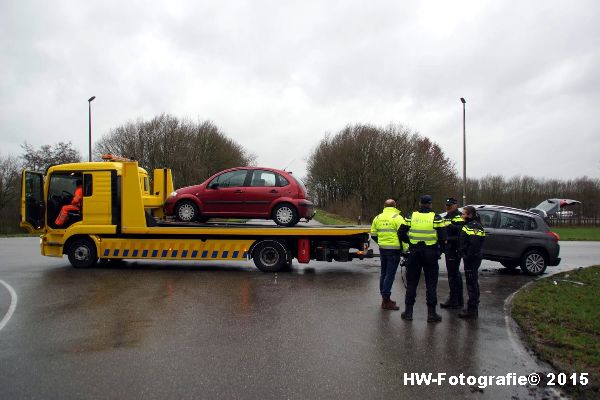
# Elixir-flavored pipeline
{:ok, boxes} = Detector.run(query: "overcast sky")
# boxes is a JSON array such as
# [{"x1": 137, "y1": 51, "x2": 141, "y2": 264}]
[{"x1": 1, "y1": 0, "x2": 599, "y2": 180}]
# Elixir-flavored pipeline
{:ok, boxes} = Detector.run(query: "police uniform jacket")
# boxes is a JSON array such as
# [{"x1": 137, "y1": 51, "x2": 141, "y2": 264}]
[{"x1": 459, "y1": 219, "x2": 486, "y2": 259}]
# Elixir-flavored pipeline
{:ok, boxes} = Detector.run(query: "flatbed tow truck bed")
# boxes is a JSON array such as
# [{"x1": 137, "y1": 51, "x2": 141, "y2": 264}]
[{"x1": 21, "y1": 159, "x2": 373, "y2": 272}]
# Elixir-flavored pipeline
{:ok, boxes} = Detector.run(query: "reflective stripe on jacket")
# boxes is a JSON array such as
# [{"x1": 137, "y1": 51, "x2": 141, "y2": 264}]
[
  {"x1": 371, "y1": 207, "x2": 405, "y2": 250},
  {"x1": 406, "y1": 211, "x2": 444, "y2": 245}
]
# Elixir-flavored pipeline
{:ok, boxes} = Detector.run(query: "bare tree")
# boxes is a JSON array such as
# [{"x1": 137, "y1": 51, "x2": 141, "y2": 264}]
[
  {"x1": 0, "y1": 153, "x2": 21, "y2": 233},
  {"x1": 21, "y1": 141, "x2": 81, "y2": 172},
  {"x1": 96, "y1": 114, "x2": 255, "y2": 188},
  {"x1": 307, "y1": 123, "x2": 458, "y2": 221}
]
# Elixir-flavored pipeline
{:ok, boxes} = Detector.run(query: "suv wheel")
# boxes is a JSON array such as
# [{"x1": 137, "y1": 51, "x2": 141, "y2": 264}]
[
  {"x1": 175, "y1": 200, "x2": 199, "y2": 222},
  {"x1": 273, "y1": 204, "x2": 299, "y2": 227},
  {"x1": 520, "y1": 250, "x2": 547, "y2": 276}
]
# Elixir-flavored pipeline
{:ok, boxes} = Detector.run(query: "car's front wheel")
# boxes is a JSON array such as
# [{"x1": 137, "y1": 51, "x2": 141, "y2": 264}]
[
  {"x1": 175, "y1": 200, "x2": 199, "y2": 222},
  {"x1": 520, "y1": 250, "x2": 547, "y2": 276},
  {"x1": 272, "y1": 203, "x2": 299, "y2": 226}
]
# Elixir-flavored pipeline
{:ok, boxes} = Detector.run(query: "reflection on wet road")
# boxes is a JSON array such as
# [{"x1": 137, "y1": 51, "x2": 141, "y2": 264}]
[{"x1": 0, "y1": 238, "x2": 597, "y2": 399}]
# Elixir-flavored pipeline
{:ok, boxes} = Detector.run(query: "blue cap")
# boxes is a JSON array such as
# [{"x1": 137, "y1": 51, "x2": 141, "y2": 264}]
[{"x1": 420, "y1": 194, "x2": 433, "y2": 204}]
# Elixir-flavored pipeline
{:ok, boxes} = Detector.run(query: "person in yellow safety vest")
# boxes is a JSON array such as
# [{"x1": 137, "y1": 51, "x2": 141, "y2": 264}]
[
  {"x1": 398, "y1": 194, "x2": 447, "y2": 322},
  {"x1": 370, "y1": 199, "x2": 408, "y2": 311}
]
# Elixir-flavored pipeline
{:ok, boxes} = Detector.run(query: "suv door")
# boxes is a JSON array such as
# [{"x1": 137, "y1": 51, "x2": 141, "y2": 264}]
[
  {"x1": 493, "y1": 212, "x2": 533, "y2": 260},
  {"x1": 478, "y1": 209, "x2": 500, "y2": 258}
]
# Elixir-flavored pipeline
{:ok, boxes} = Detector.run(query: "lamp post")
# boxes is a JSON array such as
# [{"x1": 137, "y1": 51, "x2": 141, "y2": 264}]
[
  {"x1": 460, "y1": 97, "x2": 466, "y2": 206},
  {"x1": 88, "y1": 96, "x2": 96, "y2": 162}
]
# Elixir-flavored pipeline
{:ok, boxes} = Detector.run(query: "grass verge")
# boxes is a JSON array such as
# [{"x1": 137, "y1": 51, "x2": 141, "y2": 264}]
[
  {"x1": 551, "y1": 227, "x2": 600, "y2": 241},
  {"x1": 512, "y1": 266, "x2": 600, "y2": 398},
  {"x1": 313, "y1": 209, "x2": 358, "y2": 225}
]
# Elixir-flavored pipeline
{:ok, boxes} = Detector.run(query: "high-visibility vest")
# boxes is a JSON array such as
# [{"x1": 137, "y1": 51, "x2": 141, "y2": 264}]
[
  {"x1": 407, "y1": 211, "x2": 441, "y2": 245},
  {"x1": 371, "y1": 207, "x2": 404, "y2": 250}
]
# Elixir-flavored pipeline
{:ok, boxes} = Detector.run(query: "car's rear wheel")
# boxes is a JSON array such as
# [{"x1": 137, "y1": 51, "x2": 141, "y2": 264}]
[
  {"x1": 520, "y1": 250, "x2": 547, "y2": 276},
  {"x1": 175, "y1": 200, "x2": 199, "y2": 222},
  {"x1": 273, "y1": 203, "x2": 299, "y2": 227},
  {"x1": 252, "y1": 240, "x2": 289, "y2": 272}
]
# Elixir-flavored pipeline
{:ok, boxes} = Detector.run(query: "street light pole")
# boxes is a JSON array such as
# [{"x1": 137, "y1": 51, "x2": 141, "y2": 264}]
[
  {"x1": 88, "y1": 96, "x2": 96, "y2": 162},
  {"x1": 460, "y1": 97, "x2": 466, "y2": 206}
]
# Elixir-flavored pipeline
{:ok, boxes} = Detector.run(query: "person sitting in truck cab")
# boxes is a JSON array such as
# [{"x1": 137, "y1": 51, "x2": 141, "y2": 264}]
[{"x1": 55, "y1": 179, "x2": 83, "y2": 227}]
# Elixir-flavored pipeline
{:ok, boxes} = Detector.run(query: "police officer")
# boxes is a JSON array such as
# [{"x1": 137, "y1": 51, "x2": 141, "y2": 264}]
[
  {"x1": 371, "y1": 199, "x2": 406, "y2": 310},
  {"x1": 398, "y1": 195, "x2": 447, "y2": 322},
  {"x1": 458, "y1": 205, "x2": 486, "y2": 319},
  {"x1": 440, "y1": 197, "x2": 465, "y2": 309}
]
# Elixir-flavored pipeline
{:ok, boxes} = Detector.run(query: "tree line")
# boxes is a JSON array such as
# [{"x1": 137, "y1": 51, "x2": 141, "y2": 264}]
[
  {"x1": 1, "y1": 115, "x2": 599, "y2": 233},
  {"x1": 305, "y1": 124, "x2": 600, "y2": 222}
]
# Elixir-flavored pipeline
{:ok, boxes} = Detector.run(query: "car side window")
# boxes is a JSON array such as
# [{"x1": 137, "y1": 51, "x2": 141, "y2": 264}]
[
  {"x1": 277, "y1": 175, "x2": 289, "y2": 187},
  {"x1": 210, "y1": 170, "x2": 248, "y2": 188},
  {"x1": 249, "y1": 170, "x2": 276, "y2": 187},
  {"x1": 477, "y1": 210, "x2": 496, "y2": 228},
  {"x1": 499, "y1": 212, "x2": 529, "y2": 230}
]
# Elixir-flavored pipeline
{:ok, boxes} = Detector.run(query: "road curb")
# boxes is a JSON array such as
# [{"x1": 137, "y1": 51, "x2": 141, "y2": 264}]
[{"x1": 503, "y1": 277, "x2": 565, "y2": 398}]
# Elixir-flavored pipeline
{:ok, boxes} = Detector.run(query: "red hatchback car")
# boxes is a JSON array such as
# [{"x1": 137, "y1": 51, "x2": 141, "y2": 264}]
[{"x1": 164, "y1": 167, "x2": 315, "y2": 226}]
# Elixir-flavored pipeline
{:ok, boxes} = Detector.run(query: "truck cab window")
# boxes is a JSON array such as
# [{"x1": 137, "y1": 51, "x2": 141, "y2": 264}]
[{"x1": 48, "y1": 172, "x2": 83, "y2": 229}]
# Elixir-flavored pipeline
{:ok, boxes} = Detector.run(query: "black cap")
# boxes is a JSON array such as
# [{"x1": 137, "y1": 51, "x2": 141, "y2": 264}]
[
  {"x1": 446, "y1": 197, "x2": 458, "y2": 205},
  {"x1": 420, "y1": 194, "x2": 433, "y2": 204}
]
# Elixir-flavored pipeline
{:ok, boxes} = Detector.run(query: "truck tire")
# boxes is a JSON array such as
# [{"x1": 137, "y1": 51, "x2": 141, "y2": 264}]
[
  {"x1": 273, "y1": 203, "x2": 299, "y2": 227},
  {"x1": 175, "y1": 200, "x2": 199, "y2": 222},
  {"x1": 67, "y1": 238, "x2": 98, "y2": 268},
  {"x1": 520, "y1": 250, "x2": 547, "y2": 276},
  {"x1": 252, "y1": 240, "x2": 289, "y2": 272}
]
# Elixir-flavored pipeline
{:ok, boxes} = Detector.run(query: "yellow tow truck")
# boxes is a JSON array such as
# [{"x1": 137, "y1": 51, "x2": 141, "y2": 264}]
[{"x1": 20, "y1": 156, "x2": 372, "y2": 272}]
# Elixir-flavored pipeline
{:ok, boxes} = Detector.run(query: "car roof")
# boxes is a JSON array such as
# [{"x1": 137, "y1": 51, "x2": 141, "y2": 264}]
[{"x1": 472, "y1": 204, "x2": 542, "y2": 218}]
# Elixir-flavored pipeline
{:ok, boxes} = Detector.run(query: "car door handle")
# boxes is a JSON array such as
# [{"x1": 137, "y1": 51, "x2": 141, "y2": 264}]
[
  {"x1": 235, "y1": 190, "x2": 243, "y2": 194},
  {"x1": 270, "y1": 190, "x2": 278, "y2": 193}
]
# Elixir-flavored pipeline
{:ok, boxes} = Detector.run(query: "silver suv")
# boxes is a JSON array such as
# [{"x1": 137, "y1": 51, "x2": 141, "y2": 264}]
[{"x1": 474, "y1": 205, "x2": 561, "y2": 275}]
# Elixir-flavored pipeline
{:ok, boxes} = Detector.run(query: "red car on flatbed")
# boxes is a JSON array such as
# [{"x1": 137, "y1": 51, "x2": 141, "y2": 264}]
[{"x1": 164, "y1": 167, "x2": 315, "y2": 226}]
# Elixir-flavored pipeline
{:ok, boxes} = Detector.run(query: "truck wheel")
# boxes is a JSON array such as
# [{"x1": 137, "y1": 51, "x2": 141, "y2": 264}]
[
  {"x1": 520, "y1": 250, "x2": 547, "y2": 276},
  {"x1": 252, "y1": 240, "x2": 289, "y2": 272},
  {"x1": 273, "y1": 204, "x2": 299, "y2": 227},
  {"x1": 68, "y1": 238, "x2": 98, "y2": 268},
  {"x1": 175, "y1": 200, "x2": 199, "y2": 222}
]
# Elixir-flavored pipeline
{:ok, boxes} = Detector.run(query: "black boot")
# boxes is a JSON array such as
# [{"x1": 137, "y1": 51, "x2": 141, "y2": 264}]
[
  {"x1": 401, "y1": 304, "x2": 413, "y2": 320},
  {"x1": 458, "y1": 306, "x2": 478, "y2": 319},
  {"x1": 440, "y1": 298, "x2": 462, "y2": 309},
  {"x1": 427, "y1": 305, "x2": 442, "y2": 323}
]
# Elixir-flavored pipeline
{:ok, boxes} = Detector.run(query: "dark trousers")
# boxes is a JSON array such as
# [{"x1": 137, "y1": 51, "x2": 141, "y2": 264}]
[
  {"x1": 463, "y1": 256, "x2": 482, "y2": 307},
  {"x1": 444, "y1": 245, "x2": 463, "y2": 304},
  {"x1": 379, "y1": 249, "x2": 401, "y2": 297},
  {"x1": 404, "y1": 246, "x2": 439, "y2": 306}
]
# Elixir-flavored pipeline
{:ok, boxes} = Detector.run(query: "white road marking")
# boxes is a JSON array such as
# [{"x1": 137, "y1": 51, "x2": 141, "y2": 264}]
[{"x1": 0, "y1": 279, "x2": 17, "y2": 331}]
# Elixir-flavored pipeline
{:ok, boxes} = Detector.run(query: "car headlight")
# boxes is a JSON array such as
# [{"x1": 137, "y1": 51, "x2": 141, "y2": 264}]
[{"x1": 170, "y1": 191, "x2": 178, "y2": 197}]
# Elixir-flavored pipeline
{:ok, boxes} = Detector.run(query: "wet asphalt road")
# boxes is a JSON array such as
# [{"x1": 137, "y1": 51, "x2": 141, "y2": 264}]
[{"x1": 0, "y1": 237, "x2": 598, "y2": 399}]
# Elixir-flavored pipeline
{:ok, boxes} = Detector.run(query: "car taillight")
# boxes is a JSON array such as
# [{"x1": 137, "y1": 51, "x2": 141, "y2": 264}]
[{"x1": 547, "y1": 231, "x2": 560, "y2": 241}]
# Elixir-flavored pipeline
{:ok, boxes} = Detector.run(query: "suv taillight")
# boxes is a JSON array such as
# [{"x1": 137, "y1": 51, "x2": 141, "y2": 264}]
[{"x1": 547, "y1": 231, "x2": 560, "y2": 241}]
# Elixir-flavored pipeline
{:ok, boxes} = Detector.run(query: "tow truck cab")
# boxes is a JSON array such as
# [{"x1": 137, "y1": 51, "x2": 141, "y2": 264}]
[{"x1": 20, "y1": 157, "x2": 371, "y2": 272}]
